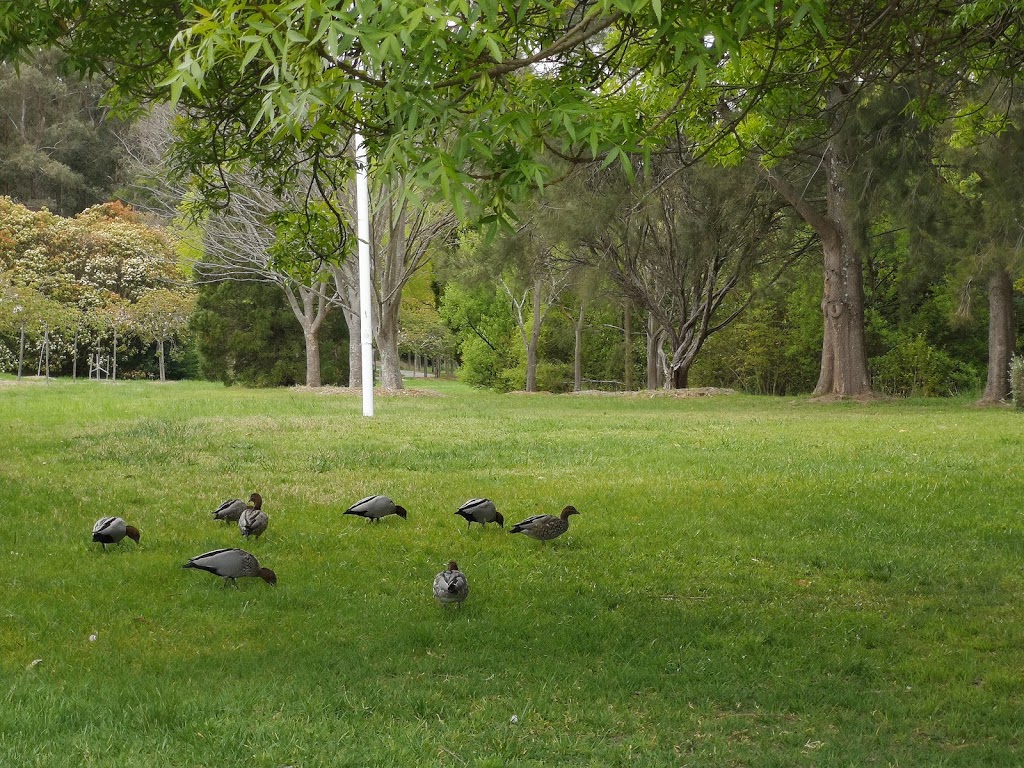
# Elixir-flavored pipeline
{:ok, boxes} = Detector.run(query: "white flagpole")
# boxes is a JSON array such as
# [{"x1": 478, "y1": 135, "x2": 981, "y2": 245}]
[{"x1": 354, "y1": 130, "x2": 374, "y2": 417}]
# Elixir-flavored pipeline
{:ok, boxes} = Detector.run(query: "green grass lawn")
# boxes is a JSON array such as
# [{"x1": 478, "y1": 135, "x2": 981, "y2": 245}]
[{"x1": 1, "y1": 377, "x2": 1022, "y2": 767}]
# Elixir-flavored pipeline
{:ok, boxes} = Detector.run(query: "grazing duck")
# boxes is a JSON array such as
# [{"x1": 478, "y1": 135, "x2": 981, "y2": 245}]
[
  {"x1": 238, "y1": 505, "x2": 268, "y2": 540},
  {"x1": 509, "y1": 505, "x2": 580, "y2": 542},
  {"x1": 182, "y1": 548, "x2": 277, "y2": 587},
  {"x1": 433, "y1": 561, "x2": 470, "y2": 606},
  {"x1": 212, "y1": 494, "x2": 255, "y2": 524},
  {"x1": 455, "y1": 498, "x2": 504, "y2": 530},
  {"x1": 344, "y1": 495, "x2": 408, "y2": 523},
  {"x1": 91, "y1": 517, "x2": 141, "y2": 551}
]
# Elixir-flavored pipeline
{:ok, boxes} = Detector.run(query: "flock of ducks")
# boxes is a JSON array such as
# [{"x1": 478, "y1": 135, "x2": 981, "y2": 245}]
[{"x1": 91, "y1": 494, "x2": 582, "y2": 606}]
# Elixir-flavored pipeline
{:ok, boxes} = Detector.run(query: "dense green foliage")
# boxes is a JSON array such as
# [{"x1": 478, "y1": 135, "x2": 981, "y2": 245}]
[
  {"x1": 0, "y1": 52, "x2": 126, "y2": 216},
  {"x1": 192, "y1": 279, "x2": 349, "y2": 387},
  {"x1": 1, "y1": 380, "x2": 1022, "y2": 765}
]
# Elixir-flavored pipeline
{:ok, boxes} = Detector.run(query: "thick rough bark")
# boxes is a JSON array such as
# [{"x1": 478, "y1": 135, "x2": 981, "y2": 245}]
[
  {"x1": 764, "y1": 128, "x2": 872, "y2": 398},
  {"x1": 980, "y1": 267, "x2": 1016, "y2": 404},
  {"x1": 671, "y1": 364, "x2": 689, "y2": 389},
  {"x1": 812, "y1": 143, "x2": 871, "y2": 397},
  {"x1": 376, "y1": 305, "x2": 404, "y2": 390},
  {"x1": 157, "y1": 338, "x2": 166, "y2": 382}
]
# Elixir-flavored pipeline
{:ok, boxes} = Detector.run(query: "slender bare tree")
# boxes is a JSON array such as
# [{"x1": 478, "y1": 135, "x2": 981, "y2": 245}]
[
  {"x1": 123, "y1": 109, "x2": 343, "y2": 388},
  {"x1": 575, "y1": 157, "x2": 809, "y2": 389},
  {"x1": 329, "y1": 170, "x2": 457, "y2": 390}
]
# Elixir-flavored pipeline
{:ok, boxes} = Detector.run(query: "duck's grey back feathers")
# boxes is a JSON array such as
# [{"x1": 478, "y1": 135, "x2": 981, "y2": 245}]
[
  {"x1": 92, "y1": 517, "x2": 140, "y2": 548},
  {"x1": 213, "y1": 498, "x2": 248, "y2": 523},
  {"x1": 182, "y1": 548, "x2": 276, "y2": 586},
  {"x1": 455, "y1": 498, "x2": 503, "y2": 528},
  {"x1": 433, "y1": 561, "x2": 469, "y2": 605},
  {"x1": 344, "y1": 495, "x2": 408, "y2": 521},
  {"x1": 239, "y1": 508, "x2": 269, "y2": 539}
]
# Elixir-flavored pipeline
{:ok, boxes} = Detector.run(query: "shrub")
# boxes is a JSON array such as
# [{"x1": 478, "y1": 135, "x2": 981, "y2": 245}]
[
  {"x1": 0, "y1": 341, "x2": 14, "y2": 372},
  {"x1": 1011, "y1": 355, "x2": 1024, "y2": 410},
  {"x1": 871, "y1": 334, "x2": 982, "y2": 397},
  {"x1": 496, "y1": 361, "x2": 572, "y2": 393}
]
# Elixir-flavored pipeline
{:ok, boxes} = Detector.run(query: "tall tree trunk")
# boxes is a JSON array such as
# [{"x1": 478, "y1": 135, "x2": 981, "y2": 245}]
[
  {"x1": 764, "y1": 126, "x2": 872, "y2": 398},
  {"x1": 980, "y1": 267, "x2": 1015, "y2": 404},
  {"x1": 813, "y1": 147, "x2": 871, "y2": 397},
  {"x1": 573, "y1": 302, "x2": 585, "y2": 392},
  {"x1": 377, "y1": 305, "x2": 404, "y2": 390},
  {"x1": 281, "y1": 281, "x2": 332, "y2": 388},
  {"x1": 304, "y1": 331, "x2": 322, "y2": 388},
  {"x1": 672, "y1": 365, "x2": 689, "y2": 389},
  {"x1": 344, "y1": 305, "x2": 362, "y2": 388},
  {"x1": 72, "y1": 326, "x2": 79, "y2": 382},
  {"x1": 328, "y1": 263, "x2": 362, "y2": 387},
  {"x1": 525, "y1": 279, "x2": 544, "y2": 392},
  {"x1": 158, "y1": 339, "x2": 166, "y2": 382},
  {"x1": 646, "y1": 313, "x2": 659, "y2": 390},
  {"x1": 17, "y1": 322, "x2": 24, "y2": 380},
  {"x1": 112, "y1": 327, "x2": 118, "y2": 382},
  {"x1": 623, "y1": 299, "x2": 633, "y2": 391}
]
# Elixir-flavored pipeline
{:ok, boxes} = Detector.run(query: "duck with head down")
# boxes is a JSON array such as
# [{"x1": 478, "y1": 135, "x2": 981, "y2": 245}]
[
  {"x1": 454, "y1": 498, "x2": 504, "y2": 530},
  {"x1": 213, "y1": 492, "x2": 259, "y2": 524},
  {"x1": 344, "y1": 495, "x2": 408, "y2": 523},
  {"x1": 182, "y1": 548, "x2": 277, "y2": 588},
  {"x1": 92, "y1": 517, "x2": 141, "y2": 551}
]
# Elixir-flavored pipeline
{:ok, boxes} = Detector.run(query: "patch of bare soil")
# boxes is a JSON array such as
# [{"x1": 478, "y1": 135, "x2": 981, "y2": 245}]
[
  {"x1": 807, "y1": 392, "x2": 888, "y2": 404},
  {"x1": 291, "y1": 386, "x2": 445, "y2": 397}
]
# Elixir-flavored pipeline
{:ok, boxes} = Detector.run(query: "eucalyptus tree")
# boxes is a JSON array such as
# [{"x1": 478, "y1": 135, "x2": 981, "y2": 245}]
[
  {"x1": 326, "y1": 170, "x2": 457, "y2": 390},
  {"x1": 123, "y1": 109, "x2": 344, "y2": 388},
  {"x1": 672, "y1": 4, "x2": 1024, "y2": 397},
  {"x1": 936, "y1": 113, "x2": 1024, "y2": 404},
  {"x1": 569, "y1": 156, "x2": 809, "y2": 389}
]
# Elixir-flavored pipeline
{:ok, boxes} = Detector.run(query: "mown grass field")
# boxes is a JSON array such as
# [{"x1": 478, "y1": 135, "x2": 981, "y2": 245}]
[{"x1": 1, "y1": 377, "x2": 1022, "y2": 767}]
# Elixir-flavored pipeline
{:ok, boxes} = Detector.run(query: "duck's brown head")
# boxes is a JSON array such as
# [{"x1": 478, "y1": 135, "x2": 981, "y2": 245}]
[
  {"x1": 249, "y1": 492, "x2": 263, "y2": 509},
  {"x1": 125, "y1": 525, "x2": 141, "y2": 543},
  {"x1": 447, "y1": 560, "x2": 459, "y2": 572},
  {"x1": 495, "y1": 511, "x2": 505, "y2": 528},
  {"x1": 560, "y1": 506, "x2": 580, "y2": 520},
  {"x1": 395, "y1": 505, "x2": 408, "y2": 519},
  {"x1": 259, "y1": 567, "x2": 277, "y2": 586}
]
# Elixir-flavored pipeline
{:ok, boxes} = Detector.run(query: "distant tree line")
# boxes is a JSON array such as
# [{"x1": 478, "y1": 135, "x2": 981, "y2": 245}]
[
  {"x1": 0, "y1": 198, "x2": 194, "y2": 381},
  {"x1": 0, "y1": 1, "x2": 1022, "y2": 398}
]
